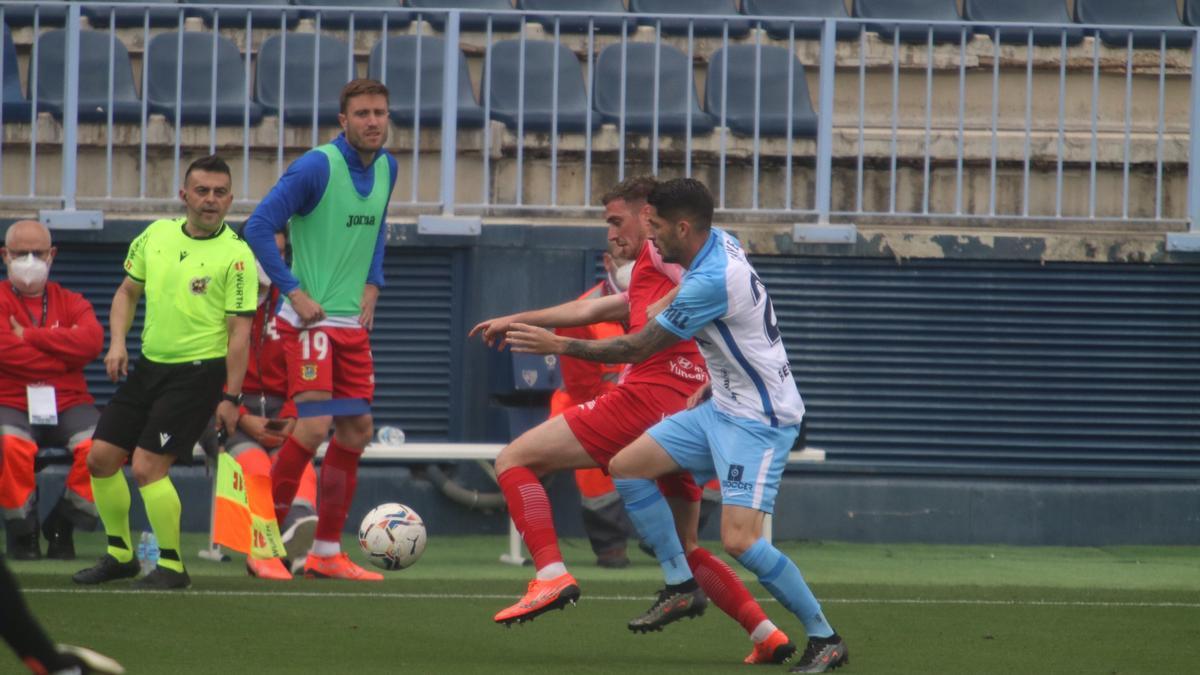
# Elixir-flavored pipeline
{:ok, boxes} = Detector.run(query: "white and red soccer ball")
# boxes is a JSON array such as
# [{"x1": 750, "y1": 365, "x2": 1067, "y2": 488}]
[{"x1": 358, "y1": 503, "x2": 427, "y2": 571}]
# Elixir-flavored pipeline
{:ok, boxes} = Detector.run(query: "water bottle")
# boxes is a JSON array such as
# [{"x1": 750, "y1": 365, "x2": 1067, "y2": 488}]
[
  {"x1": 137, "y1": 531, "x2": 160, "y2": 574},
  {"x1": 377, "y1": 426, "x2": 405, "y2": 447}
]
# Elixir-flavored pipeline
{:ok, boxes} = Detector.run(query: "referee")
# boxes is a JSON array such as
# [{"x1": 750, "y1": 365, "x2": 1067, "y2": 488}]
[{"x1": 72, "y1": 155, "x2": 256, "y2": 590}]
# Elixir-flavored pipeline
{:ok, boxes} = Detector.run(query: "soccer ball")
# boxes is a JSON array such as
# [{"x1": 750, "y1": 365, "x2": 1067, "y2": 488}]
[{"x1": 358, "y1": 503, "x2": 427, "y2": 570}]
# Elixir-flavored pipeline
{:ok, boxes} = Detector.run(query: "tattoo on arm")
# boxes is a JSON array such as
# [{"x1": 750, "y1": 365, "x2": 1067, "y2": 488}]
[{"x1": 562, "y1": 320, "x2": 680, "y2": 364}]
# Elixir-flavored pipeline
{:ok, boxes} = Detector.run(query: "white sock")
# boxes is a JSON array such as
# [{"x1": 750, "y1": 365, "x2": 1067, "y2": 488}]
[
  {"x1": 311, "y1": 539, "x2": 340, "y2": 557},
  {"x1": 535, "y1": 562, "x2": 568, "y2": 580},
  {"x1": 751, "y1": 619, "x2": 779, "y2": 643}
]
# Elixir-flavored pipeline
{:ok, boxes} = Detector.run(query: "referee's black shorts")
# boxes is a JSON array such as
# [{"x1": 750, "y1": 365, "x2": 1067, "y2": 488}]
[{"x1": 93, "y1": 357, "x2": 226, "y2": 463}]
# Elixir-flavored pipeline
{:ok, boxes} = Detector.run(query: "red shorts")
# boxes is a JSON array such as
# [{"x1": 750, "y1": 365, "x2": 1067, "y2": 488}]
[
  {"x1": 278, "y1": 322, "x2": 374, "y2": 402},
  {"x1": 562, "y1": 379, "x2": 703, "y2": 502}
]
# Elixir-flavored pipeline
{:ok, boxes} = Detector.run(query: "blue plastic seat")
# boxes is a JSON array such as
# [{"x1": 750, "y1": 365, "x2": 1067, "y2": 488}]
[
  {"x1": 0, "y1": 0, "x2": 68, "y2": 27},
  {"x1": 706, "y1": 45, "x2": 816, "y2": 137},
  {"x1": 630, "y1": 0, "x2": 750, "y2": 37},
  {"x1": 81, "y1": 0, "x2": 184, "y2": 28},
  {"x1": 145, "y1": 31, "x2": 263, "y2": 126},
  {"x1": 593, "y1": 42, "x2": 714, "y2": 135},
  {"x1": 2, "y1": 23, "x2": 31, "y2": 121},
  {"x1": 486, "y1": 40, "x2": 598, "y2": 132},
  {"x1": 33, "y1": 29, "x2": 142, "y2": 122},
  {"x1": 408, "y1": 0, "x2": 524, "y2": 32},
  {"x1": 853, "y1": 0, "x2": 965, "y2": 44},
  {"x1": 256, "y1": 33, "x2": 352, "y2": 125},
  {"x1": 963, "y1": 0, "x2": 1083, "y2": 46},
  {"x1": 368, "y1": 35, "x2": 485, "y2": 128},
  {"x1": 292, "y1": 0, "x2": 410, "y2": 30},
  {"x1": 741, "y1": 0, "x2": 862, "y2": 41},
  {"x1": 1074, "y1": 0, "x2": 1193, "y2": 49},
  {"x1": 517, "y1": 0, "x2": 631, "y2": 34},
  {"x1": 181, "y1": 0, "x2": 299, "y2": 29},
  {"x1": 1186, "y1": 0, "x2": 1200, "y2": 26}
]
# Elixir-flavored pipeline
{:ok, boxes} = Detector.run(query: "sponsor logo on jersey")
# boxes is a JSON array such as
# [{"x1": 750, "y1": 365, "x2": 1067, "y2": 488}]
[
  {"x1": 345, "y1": 214, "x2": 377, "y2": 228},
  {"x1": 190, "y1": 276, "x2": 211, "y2": 295},
  {"x1": 669, "y1": 356, "x2": 708, "y2": 383},
  {"x1": 233, "y1": 261, "x2": 245, "y2": 271},
  {"x1": 179, "y1": 251, "x2": 189, "y2": 262},
  {"x1": 301, "y1": 364, "x2": 318, "y2": 381}
]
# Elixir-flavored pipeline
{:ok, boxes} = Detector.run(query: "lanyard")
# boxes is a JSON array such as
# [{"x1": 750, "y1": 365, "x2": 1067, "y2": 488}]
[{"x1": 11, "y1": 285, "x2": 48, "y2": 328}]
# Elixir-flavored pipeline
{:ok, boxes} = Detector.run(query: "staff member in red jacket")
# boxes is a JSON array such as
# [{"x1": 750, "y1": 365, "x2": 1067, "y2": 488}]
[{"x1": 0, "y1": 220, "x2": 104, "y2": 560}]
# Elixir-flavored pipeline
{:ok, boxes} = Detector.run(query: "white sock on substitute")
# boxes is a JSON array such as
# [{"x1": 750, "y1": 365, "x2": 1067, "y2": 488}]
[
  {"x1": 535, "y1": 562, "x2": 568, "y2": 580},
  {"x1": 751, "y1": 619, "x2": 779, "y2": 643},
  {"x1": 311, "y1": 539, "x2": 341, "y2": 557}
]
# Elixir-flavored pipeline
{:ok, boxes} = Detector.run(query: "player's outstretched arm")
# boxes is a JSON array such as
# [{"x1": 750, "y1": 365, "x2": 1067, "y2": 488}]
[
  {"x1": 507, "y1": 319, "x2": 680, "y2": 364},
  {"x1": 469, "y1": 294, "x2": 629, "y2": 348}
]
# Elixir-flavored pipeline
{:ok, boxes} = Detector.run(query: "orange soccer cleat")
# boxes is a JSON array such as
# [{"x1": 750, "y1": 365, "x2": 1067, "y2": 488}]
[
  {"x1": 302, "y1": 552, "x2": 383, "y2": 581},
  {"x1": 246, "y1": 556, "x2": 293, "y2": 581},
  {"x1": 493, "y1": 573, "x2": 581, "y2": 626},
  {"x1": 744, "y1": 629, "x2": 798, "y2": 665}
]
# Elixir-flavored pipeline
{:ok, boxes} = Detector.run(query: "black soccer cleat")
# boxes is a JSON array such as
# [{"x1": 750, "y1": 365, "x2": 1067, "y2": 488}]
[
  {"x1": 132, "y1": 565, "x2": 191, "y2": 590},
  {"x1": 790, "y1": 634, "x2": 849, "y2": 673},
  {"x1": 72, "y1": 555, "x2": 140, "y2": 585},
  {"x1": 627, "y1": 586, "x2": 708, "y2": 633}
]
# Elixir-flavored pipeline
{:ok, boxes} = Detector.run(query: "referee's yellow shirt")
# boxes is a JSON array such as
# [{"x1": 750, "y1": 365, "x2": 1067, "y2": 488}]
[{"x1": 123, "y1": 218, "x2": 257, "y2": 364}]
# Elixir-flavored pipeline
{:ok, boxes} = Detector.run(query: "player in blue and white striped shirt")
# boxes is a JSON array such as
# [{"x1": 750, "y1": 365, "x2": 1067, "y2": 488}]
[{"x1": 506, "y1": 178, "x2": 848, "y2": 673}]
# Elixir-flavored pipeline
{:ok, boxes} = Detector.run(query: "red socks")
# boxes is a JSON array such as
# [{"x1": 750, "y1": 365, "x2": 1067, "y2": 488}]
[
  {"x1": 314, "y1": 437, "x2": 362, "y2": 544},
  {"x1": 270, "y1": 436, "x2": 315, "y2": 524},
  {"x1": 688, "y1": 547, "x2": 768, "y2": 636},
  {"x1": 498, "y1": 466, "x2": 563, "y2": 569}
]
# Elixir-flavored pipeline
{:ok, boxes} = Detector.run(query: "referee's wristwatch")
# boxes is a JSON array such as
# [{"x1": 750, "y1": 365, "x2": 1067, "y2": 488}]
[{"x1": 221, "y1": 392, "x2": 244, "y2": 406}]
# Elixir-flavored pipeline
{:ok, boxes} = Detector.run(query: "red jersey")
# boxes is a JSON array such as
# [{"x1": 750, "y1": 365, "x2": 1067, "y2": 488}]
[
  {"x1": 621, "y1": 241, "x2": 707, "y2": 392},
  {"x1": 555, "y1": 282, "x2": 625, "y2": 404},
  {"x1": 242, "y1": 286, "x2": 288, "y2": 397},
  {"x1": 0, "y1": 280, "x2": 102, "y2": 412}
]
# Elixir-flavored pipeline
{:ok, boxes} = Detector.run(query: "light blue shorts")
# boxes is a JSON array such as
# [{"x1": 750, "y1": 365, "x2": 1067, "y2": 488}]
[{"x1": 647, "y1": 400, "x2": 799, "y2": 514}]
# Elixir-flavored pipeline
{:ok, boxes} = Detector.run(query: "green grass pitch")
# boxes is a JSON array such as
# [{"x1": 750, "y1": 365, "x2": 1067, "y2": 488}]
[{"x1": 9, "y1": 534, "x2": 1200, "y2": 674}]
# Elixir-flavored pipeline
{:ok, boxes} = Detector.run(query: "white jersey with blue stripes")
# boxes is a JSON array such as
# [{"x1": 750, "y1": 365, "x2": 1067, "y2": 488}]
[{"x1": 655, "y1": 228, "x2": 804, "y2": 427}]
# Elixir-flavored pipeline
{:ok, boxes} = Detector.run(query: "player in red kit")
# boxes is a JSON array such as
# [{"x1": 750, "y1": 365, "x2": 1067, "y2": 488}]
[{"x1": 472, "y1": 177, "x2": 795, "y2": 664}]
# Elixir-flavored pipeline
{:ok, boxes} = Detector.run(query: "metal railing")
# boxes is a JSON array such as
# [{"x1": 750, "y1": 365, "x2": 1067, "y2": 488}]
[{"x1": 0, "y1": 2, "x2": 1197, "y2": 233}]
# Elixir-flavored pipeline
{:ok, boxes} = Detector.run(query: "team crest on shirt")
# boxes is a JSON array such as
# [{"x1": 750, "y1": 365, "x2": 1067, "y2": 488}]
[
  {"x1": 301, "y1": 364, "x2": 318, "y2": 381},
  {"x1": 190, "y1": 276, "x2": 212, "y2": 295}
]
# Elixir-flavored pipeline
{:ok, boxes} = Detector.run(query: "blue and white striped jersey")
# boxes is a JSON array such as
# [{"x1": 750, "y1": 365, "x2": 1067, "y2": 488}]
[{"x1": 655, "y1": 228, "x2": 804, "y2": 427}]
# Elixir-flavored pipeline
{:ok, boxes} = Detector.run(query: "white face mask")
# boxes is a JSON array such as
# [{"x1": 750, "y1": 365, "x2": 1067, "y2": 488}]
[
  {"x1": 608, "y1": 260, "x2": 634, "y2": 293},
  {"x1": 7, "y1": 253, "x2": 49, "y2": 290}
]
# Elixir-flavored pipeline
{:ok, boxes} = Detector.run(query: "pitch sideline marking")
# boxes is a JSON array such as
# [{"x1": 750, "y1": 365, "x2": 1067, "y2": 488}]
[{"x1": 21, "y1": 588, "x2": 1200, "y2": 608}]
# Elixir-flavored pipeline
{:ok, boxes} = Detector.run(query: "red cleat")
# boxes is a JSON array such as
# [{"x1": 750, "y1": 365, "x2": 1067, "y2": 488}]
[
  {"x1": 744, "y1": 629, "x2": 797, "y2": 665},
  {"x1": 302, "y1": 552, "x2": 383, "y2": 581},
  {"x1": 246, "y1": 556, "x2": 293, "y2": 581},
  {"x1": 493, "y1": 573, "x2": 581, "y2": 625}
]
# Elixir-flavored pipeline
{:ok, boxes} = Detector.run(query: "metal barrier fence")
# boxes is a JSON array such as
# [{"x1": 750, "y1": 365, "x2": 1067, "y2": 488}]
[{"x1": 0, "y1": 1, "x2": 1197, "y2": 236}]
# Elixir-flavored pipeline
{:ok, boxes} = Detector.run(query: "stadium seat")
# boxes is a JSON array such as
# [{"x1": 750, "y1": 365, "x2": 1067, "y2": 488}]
[
  {"x1": 741, "y1": 0, "x2": 862, "y2": 41},
  {"x1": 81, "y1": 0, "x2": 184, "y2": 28},
  {"x1": 2, "y1": 24, "x2": 31, "y2": 121},
  {"x1": 593, "y1": 42, "x2": 715, "y2": 134},
  {"x1": 963, "y1": 0, "x2": 1083, "y2": 46},
  {"x1": 1074, "y1": 0, "x2": 1193, "y2": 49},
  {"x1": 1, "y1": 0, "x2": 68, "y2": 27},
  {"x1": 486, "y1": 40, "x2": 599, "y2": 132},
  {"x1": 32, "y1": 29, "x2": 142, "y2": 123},
  {"x1": 181, "y1": 0, "x2": 299, "y2": 29},
  {"x1": 408, "y1": 0, "x2": 524, "y2": 32},
  {"x1": 256, "y1": 33, "x2": 352, "y2": 125},
  {"x1": 706, "y1": 45, "x2": 817, "y2": 137},
  {"x1": 367, "y1": 35, "x2": 486, "y2": 128},
  {"x1": 852, "y1": 0, "x2": 965, "y2": 44},
  {"x1": 517, "y1": 0, "x2": 631, "y2": 34},
  {"x1": 629, "y1": 0, "x2": 750, "y2": 38},
  {"x1": 1185, "y1": 0, "x2": 1200, "y2": 26},
  {"x1": 292, "y1": 0, "x2": 410, "y2": 30},
  {"x1": 145, "y1": 32, "x2": 263, "y2": 126}
]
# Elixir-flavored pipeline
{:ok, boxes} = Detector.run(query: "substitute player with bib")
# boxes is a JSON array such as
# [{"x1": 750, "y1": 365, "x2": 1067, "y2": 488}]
[
  {"x1": 505, "y1": 179, "x2": 848, "y2": 673},
  {"x1": 244, "y1": 79, "x2": 396, "y2": 582}
]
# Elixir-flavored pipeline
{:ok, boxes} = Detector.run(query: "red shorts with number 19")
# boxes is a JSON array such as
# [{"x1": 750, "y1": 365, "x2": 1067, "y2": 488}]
[{"x1": 277, "y1": 322, "x2": 375, "y2": 402}]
